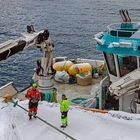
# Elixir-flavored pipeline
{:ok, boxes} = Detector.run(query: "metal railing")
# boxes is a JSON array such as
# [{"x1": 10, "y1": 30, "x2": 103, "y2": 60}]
[{"x1": 107, "y1": 22, "x2": 140, "y2": 37}]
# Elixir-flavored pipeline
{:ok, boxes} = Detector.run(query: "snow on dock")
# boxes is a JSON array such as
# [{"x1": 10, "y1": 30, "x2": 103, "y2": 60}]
[{"x1": 0, "y1": 99, "x2": 140, "y2": 140}]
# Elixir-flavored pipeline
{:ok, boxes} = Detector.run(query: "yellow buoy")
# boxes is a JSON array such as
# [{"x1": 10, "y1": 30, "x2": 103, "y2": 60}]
[
  {"x1": 53, "y1": 61, "x2": 73, "y2": 72},
  {"x1": 68, "y1": 63, "x2": 92, "y2": 75}
]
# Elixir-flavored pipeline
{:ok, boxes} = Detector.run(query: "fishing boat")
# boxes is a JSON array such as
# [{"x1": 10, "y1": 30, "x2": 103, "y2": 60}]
[
  {"x1": 1, "y1": 10, "x2": 140, "y2": 140},
  {"x1": 1, "y1": 10, "x2": 140, "y2": 114},
  {"x1": 0, "y1": 25, "x2": 104, "y2": 107}
]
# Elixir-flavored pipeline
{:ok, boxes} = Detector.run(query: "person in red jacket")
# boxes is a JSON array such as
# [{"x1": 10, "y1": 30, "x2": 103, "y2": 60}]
[{"x1": 25, "y1": 83, "x2": 41, "y2": 120}]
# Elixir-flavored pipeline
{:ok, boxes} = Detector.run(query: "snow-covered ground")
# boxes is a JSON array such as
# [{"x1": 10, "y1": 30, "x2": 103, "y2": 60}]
[{"x1": 0, "y1": 98, "x2": 140, "y2": 140}]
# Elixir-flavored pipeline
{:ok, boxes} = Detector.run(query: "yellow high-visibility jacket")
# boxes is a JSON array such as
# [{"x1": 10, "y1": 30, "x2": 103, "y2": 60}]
[{"x1": 60, "y1": 99, "x2": 69, "y2": 112}]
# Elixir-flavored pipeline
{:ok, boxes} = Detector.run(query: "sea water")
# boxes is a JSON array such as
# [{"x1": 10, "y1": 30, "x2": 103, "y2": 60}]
[{"x1": 0, "y1": 0, "x2": 140, "y2": 90}]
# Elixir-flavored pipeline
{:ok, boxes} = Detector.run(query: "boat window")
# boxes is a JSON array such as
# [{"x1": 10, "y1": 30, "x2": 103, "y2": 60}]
[
  {"x1": 103, "y1": 53, "x2": 117, "y2": 76},
  {"x1": 117, "y1": 55, "x2": 137, "y2": 77}
]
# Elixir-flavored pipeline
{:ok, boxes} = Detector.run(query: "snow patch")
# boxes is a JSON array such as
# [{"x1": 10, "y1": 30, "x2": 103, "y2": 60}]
[
  {"x1": 0, "y1": 101, "x2": 21, "y2": 140},
  {"x1": 0, "y1": 98, "x2": 140, "y2": 140},
  {"x1": 108, "y1": 111, "x2": 140, "y2": 120}
]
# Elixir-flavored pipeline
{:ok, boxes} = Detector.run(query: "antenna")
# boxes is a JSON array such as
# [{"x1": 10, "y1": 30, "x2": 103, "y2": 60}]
[{"x1": 119, "y1": 9, "x2": 131, "y2": 22}]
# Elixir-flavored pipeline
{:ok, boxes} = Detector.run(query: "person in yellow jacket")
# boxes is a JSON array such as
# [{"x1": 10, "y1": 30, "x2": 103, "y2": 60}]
[{"x1": 60, "y1": 94, "x2": 69, "y2": 128}]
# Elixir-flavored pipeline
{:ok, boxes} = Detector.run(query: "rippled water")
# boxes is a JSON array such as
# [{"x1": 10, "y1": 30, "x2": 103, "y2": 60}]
[{"x1": 0, "y1": 0, "x2": 140, "y2": 90}]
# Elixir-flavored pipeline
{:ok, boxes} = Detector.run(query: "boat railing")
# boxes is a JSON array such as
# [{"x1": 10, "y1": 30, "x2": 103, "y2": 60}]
[{"x1": 107, "y1": 22, "x2": 140, "y2": 37}]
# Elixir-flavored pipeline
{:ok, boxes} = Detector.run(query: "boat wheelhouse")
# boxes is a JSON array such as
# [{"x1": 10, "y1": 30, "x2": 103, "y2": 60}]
[
  {"x1": 95, "y1": 22, "x2": 140, "y2": 82},
  {"x1": 95, "y1": 22, "x2": 140, "y2": 113}
]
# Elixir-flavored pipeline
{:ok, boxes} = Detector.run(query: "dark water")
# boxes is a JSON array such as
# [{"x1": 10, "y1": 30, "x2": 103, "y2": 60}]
[{"x1": 0, "y1": 0, "x2": 140, "y2": 90}]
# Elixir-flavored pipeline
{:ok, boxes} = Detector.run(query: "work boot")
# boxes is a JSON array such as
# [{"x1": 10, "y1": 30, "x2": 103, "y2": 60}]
[
  {"x1": 61, "y1": 125, "x2": 66, "y2": 128},
  {"x1": 33, "y1": 112, "x2": 37, "y2": 118},
  {"x1": 29, "y1": 115, "x2": 32, "y2": 120}
]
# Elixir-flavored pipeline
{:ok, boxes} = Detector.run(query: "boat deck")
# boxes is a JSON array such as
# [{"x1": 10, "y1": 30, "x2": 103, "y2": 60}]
[{"x1": 17, "y1": 77, "x2": 102, "y2": 104}]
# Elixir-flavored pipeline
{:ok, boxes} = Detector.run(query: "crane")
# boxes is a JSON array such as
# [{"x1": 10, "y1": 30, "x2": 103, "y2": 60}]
[{"x1": 0, "y1": 25, "x2": 55, "y2": 95}]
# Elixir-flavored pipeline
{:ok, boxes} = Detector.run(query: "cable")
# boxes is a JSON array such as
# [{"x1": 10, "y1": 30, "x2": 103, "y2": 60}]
[{"x1": 11, "y1": 100, "x2": 77, "y2": 140}]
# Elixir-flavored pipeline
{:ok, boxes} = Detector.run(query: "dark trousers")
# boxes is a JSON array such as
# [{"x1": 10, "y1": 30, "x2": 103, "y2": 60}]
[{"x1": 28, "y1": 100, "x2": 39, "y2": 115}]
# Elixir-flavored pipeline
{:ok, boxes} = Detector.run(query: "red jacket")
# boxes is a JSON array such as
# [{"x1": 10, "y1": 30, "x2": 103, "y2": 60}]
[{"x1": 26, "y1": 88, "x2": 41, "y2": 101}]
